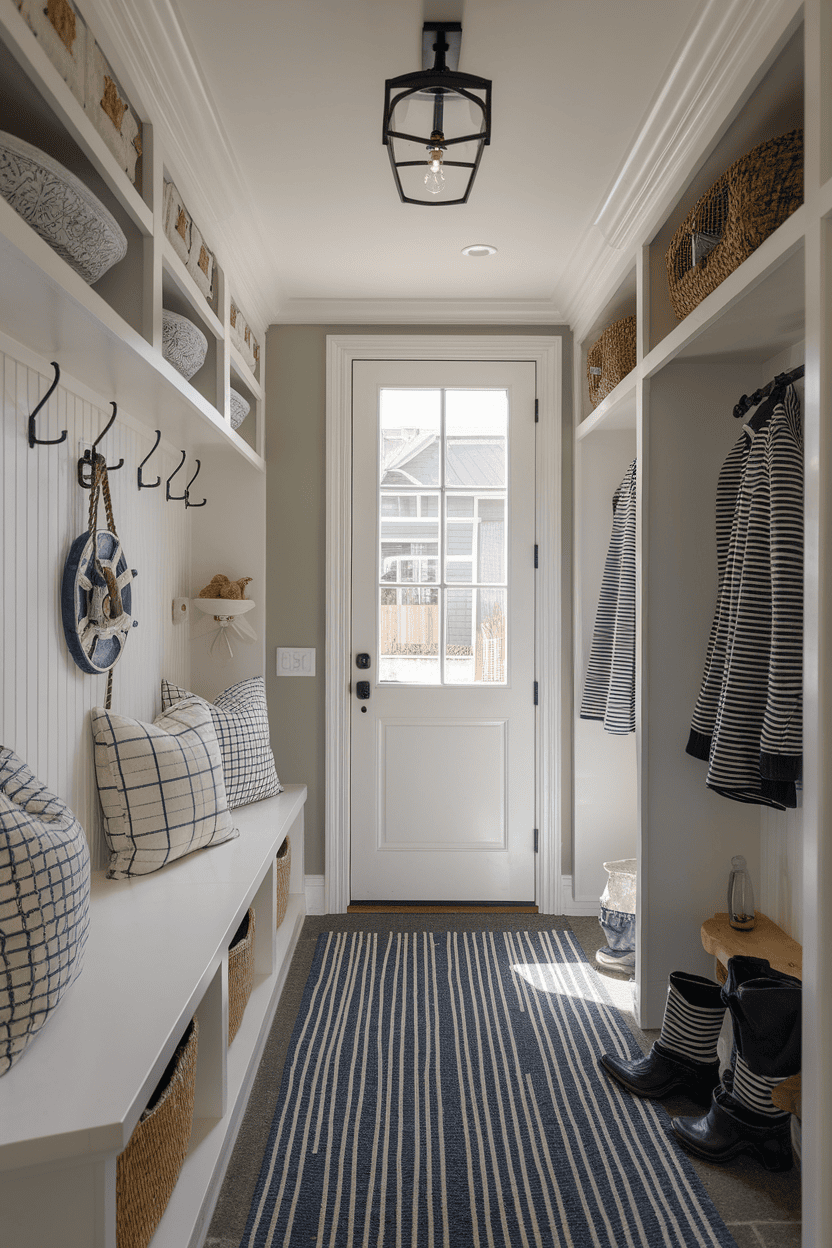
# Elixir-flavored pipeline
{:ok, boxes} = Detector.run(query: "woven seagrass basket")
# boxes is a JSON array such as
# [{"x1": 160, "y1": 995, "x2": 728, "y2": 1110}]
[
  {"x1": 116, "y1": 1017, "x2": 198, "y2": 1248},
  {"x1": 665, "y1": 129, "x2": 803, "y2": 321},
  {"x1": 275, "y1": 836, "x2": 291, "y2": 929},
  {"x1": 228, "y1": 907, "x2": 256, "y2": 1045},
  {"x1": 587, "y1": 316, "x2": 637, "y2": 409}
]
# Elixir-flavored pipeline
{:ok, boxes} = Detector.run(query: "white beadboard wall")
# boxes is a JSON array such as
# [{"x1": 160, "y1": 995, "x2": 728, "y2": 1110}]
[{"x1": 1, "y1": 332, "x2": 190, "y2": 869}]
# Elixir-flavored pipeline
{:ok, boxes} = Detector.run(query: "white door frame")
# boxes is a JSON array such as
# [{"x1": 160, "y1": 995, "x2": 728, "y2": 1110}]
[{"x1": 325, "y1": 334, "x2": 562, "y2": 914}]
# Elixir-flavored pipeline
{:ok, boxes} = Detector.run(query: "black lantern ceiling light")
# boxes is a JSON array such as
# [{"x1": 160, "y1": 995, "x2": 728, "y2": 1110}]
[{"x1": 383, "y1": 22, "x2": 491, "y2": 206}]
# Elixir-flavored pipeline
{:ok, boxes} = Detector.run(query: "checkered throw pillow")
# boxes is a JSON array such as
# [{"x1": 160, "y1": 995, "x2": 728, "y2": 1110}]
[
  {"x1": 91, "y1": 700, "x2": 238, "y2": 880},
  {"x1": 161, "y1": 677, "x2": 282, "y2": 809},
  {"x1": 0, "y1": 748, "x2": 91, "y2": 1075}
]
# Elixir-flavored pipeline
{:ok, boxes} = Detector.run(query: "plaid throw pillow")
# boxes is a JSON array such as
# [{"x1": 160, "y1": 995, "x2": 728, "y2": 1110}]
[
  {"x1": 161, "y1": 677, "x2": 282, "y2": 809},
  {"x1": 0, "y1": 748, "x2": 90, "y2": 1075},
  {"x1": 91, "y1": 700, "x2": 237, "y2": 880}
]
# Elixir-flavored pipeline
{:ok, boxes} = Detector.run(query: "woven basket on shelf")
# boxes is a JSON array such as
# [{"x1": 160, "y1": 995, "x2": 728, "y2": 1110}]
[
  {"x1": 228, "y1": 907, "x2": 256, "y2": 1045},
  {"x1": 275, "y1": 837, "x2": 291, "y2": 929},
  {"x1": 665, "y1": 129, "x2": 803, "y2": 321},
  {"x1": 116, "y1": 1017, "x2": 198, "y2": 1248},
  {"x1": 586, "y1": 316, "x2": 637, "y2": 409}
]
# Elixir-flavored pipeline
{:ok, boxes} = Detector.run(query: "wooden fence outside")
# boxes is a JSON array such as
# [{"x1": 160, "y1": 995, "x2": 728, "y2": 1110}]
[{"x1": 380, "y1": 600, "x2": 506, "y2": 682}]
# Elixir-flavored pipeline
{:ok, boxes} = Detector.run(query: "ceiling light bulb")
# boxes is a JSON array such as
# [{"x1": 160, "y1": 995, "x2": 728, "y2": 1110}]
[{"x1": 424, "y1": 146, "x2": 445, "y2": 196}]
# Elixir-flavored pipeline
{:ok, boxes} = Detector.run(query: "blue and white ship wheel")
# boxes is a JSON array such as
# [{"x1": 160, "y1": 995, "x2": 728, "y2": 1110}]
[{"x1": 61, "y1": 529, "x2": 138, "y2": 675}]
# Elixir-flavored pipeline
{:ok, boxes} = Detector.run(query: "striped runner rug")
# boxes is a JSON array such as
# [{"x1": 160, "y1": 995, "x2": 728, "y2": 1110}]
[{"x1": 240, "y1": 930, "x2": 736, "y2": 1247}]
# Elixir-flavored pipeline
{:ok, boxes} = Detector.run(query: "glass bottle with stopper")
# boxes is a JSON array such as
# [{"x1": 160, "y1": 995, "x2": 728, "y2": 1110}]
[{"x1": 727, "y1": 855, "x2": 756, "y2": 931}]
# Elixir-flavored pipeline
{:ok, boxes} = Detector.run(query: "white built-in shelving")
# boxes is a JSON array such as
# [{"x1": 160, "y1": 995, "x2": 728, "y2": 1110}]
[
  {"x1": 0, "y1": 2, "x2": 291, "y2": 1246},
  {"x1": 573, "y1": 2, "x2": 832, "y2": 1241},
  {"x1": 0, "y1": 0, "x2": 265, "y2": 470},
  {"x1": 575, "y1": 372, "x2": 637, "y2": 441}
]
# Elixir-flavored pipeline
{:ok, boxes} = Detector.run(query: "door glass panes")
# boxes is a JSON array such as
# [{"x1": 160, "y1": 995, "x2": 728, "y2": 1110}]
[
  {"x1": 380, "y1": 493, "x2": 439, "y2": 584},
  {"x1": 377, "y1": 388, "x2": 509, "y2": 684},
  {"x1": 445, "y1": 389, "x2": 507, "y2": 487},
  {"x1": 445, "y1": 495, "x2": 505, "y2": 585},
  {"x1": 379, "y1": 587, "x2": 440, "y2": 684},
  {"x1": 380, "y1": 390, "x2": 440, "y2": 487},
  {"x1": 446, "y1": 589, "x2": 507, "y2": 684}
]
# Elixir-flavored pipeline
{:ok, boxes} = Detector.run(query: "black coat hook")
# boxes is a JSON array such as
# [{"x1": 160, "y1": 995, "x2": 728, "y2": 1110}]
[
  {"x1": 184, "y1": 459, "x2": 207, "y2": 508},
  {"x1": 29, "y1": 362, "x2": 67, "y2": 448},
  {"x1": 733, "y1": 364, "x2": 804, "y2": 418},
  {"x1": 166, "y1": 449, "x2": 188, "y2": 501},
  {"x1": 78, "y1": 402, "x2": 125, "y2": 487},
  {"x1": 138, "y1": 430, "x2": 162, "y2": 489}
]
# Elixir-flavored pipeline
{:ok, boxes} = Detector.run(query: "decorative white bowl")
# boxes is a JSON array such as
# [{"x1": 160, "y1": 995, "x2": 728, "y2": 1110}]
[
  {"x1": 230, "y1": 388, "x2": 250, "y2": 430},
  {"x1": 0, "y1": 130, "x2": 127, "y2": 284},
  {"x1": 162, "y1": 310, "x2": 208, "y2": 380}
]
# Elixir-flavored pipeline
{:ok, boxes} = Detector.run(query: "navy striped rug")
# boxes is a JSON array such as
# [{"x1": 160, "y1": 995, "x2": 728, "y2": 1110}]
[{"x1": 240, "y1": 931, "x2": 736, "y2": 1247}]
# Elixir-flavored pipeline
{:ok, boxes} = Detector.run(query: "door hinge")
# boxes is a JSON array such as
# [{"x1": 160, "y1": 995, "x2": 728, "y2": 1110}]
[
  {"x1": 534, "y1": 828, "x2": 539, "y2": 853},
  {"x1": 534, "y1": 544, "x2": 538, "y2": 569},
  {"x1": 534, "y1": 681, "x2": 539, "y2": 705},
  {"x1": 534, "y1": 398, "x2": 539, "y2": 423}
]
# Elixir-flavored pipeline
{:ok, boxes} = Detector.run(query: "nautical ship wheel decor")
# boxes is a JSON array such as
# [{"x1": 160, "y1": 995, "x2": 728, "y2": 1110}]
[{"x1": 61, "y1": 528, "x2": 138, "y2": 675}]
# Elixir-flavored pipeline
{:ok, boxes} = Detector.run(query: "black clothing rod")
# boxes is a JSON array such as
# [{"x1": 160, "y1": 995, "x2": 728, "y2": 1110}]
[{"x1": 733, "y1": 364, "x2": 805, "y2": 419}]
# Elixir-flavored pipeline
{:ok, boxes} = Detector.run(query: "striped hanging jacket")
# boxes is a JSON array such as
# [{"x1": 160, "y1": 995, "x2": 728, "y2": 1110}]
[
  {"x1": 580, "y1": 457, "x2": 637, "y2": 735},
  {"x1": 686, "y1": 384, "x2": 803, "y2": 809}
]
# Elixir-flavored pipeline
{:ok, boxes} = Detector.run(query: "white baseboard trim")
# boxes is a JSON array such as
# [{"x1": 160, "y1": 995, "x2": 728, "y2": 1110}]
[
  {"x1": 559, "y1": 876, "x2": 601, "y2": 917},
  {"x1": 304, "y1": 875, "x2": 326, "y2": 916},
  {"x1": 306, "y1": 874, "x2": 597, "y2": 917}
]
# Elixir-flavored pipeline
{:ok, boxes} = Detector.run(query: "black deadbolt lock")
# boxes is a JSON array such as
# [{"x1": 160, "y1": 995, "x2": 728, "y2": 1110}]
[
  {"x1": 356, "y1": 653, "x2": 371, "y2": 669},
  {"x1": 356, "y1": 680, "x2": 371, "y2": 700}
]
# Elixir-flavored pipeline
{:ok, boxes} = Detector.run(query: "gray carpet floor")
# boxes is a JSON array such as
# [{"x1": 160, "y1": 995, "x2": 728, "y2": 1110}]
[{"x1": 206, "y1": 915, "x2": 800, "y2": 1248}]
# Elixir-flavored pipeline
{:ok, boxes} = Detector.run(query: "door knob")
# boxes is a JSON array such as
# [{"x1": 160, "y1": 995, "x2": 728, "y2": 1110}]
[
  {"x1": 356, "y1": 680, "x2": 370, "y2": 700},
  {"x1": 356, "y1": 653, "x2": 371, "y2": 668}
]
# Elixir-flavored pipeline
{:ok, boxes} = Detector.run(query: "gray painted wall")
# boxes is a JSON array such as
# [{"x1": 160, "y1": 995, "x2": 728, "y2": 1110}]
[{"x1": 265, "y1": 324, "x2": 573, "y2": 881}]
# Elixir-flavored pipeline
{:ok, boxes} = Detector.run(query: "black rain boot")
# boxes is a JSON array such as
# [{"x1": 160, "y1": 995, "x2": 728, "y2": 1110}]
[
  {"x1": 671, "y1": 956, "x2": 801, "y2": 1171},
  {"x1": 670, "y1": 1082, "x2": 794, "y2": 1171},
  {"x1": 599, "y1": 971, "x2": 724, "y2": 1102}
]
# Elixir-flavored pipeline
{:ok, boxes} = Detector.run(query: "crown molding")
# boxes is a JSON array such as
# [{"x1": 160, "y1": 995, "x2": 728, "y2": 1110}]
[
  {"x1": 271, "y1": 298, "x2": 567, "y2": 326},
  {"x1": 557, "y1": 228, "x2": 630, "y2": 345},
  {"x1": 79, "y1": 0, "x2": 276, "y2": 334},
  {"x1": 592, "y1": 0, "x2": 801, "y2": 251},
  {"x1": 77, "y1": 0, "x2": 800, "y2": 339},
  {"x1": 559, "y1": 0, "x2": 802, "y2": 339}
]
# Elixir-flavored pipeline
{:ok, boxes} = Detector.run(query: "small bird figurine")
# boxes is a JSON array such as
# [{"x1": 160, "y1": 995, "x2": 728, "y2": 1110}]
[{"x1": 197, "y1": 574, "x2": 253, "y2": 600}]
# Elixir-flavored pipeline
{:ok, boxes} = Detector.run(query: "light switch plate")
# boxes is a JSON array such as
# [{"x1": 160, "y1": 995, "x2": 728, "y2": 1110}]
[
  {"x1": 173, "y1": 597, "x2": 189, "y2": 624},
  {"x1": 277, "y1": 647, "x2": 316, "y2": 676}
]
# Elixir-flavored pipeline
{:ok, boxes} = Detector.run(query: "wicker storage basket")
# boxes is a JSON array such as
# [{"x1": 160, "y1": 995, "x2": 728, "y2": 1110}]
[
  {"x1": 665, "y1": 129, "x2": 803, "y2": 321},
  {"x1": 587, "y1": 316, "x2": 637, "y2": 409},
  {"x1": 116, "y1": 1017, "x2": 198, "y2": 1248},
  {"x1": 228, "y1": 906, "x2": 255, "y2": 1045},
  {"x1": 275, "y1": 836, "x2": 291, "y2": 929}
]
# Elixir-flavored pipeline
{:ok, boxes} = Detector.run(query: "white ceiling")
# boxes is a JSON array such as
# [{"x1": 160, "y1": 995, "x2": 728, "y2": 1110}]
[{"x1": 168, "y1": 0, "x2": 699, "y2": 324}]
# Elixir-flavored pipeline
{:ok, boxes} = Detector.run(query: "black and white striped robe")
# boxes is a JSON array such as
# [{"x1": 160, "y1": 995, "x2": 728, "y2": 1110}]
[
  {"x1": 580, "y1": 457, "x2": 637, "y2": 735},
  {"x1": 686, "y1": 385, "x2": 803, "y2": 809}
]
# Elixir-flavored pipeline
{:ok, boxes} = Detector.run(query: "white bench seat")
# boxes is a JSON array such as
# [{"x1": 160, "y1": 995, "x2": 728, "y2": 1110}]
[{"x1": 0, "y1": 783, "x2": 307, "y2": 1248}]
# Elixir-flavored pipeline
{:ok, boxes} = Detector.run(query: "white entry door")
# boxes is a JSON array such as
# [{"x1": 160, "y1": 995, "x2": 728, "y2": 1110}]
[{"x1": 350, "y1": 359, "x2": 537, "y2": 902}]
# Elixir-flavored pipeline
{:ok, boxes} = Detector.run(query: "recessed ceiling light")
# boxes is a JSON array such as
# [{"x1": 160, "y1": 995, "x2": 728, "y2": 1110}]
[{"x1": 462, "y1": 244, "x2": 497, "y2": 257}]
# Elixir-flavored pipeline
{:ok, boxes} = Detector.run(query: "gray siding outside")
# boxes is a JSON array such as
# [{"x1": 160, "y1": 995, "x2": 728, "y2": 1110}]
[
  {"x1": 380, "y1": 521, "x2": 438, "y2": 543},
  {"x1": 447, "y1": 588, "x2": 473, "y2": 648}
]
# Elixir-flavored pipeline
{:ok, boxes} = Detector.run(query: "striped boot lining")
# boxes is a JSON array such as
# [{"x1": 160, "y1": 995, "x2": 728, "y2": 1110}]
[
  {"x1": 659, "y1": 984, "x2": 725, "y2": 1064},
  {"x1": 732, "y1": 1054, "x2": 791, "y2": 1118}
]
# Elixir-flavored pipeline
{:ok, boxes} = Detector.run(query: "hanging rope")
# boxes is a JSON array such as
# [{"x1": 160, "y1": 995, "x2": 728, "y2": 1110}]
[{"x1": 88, "y1": 455, "x2": 121, "y2": 710}]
